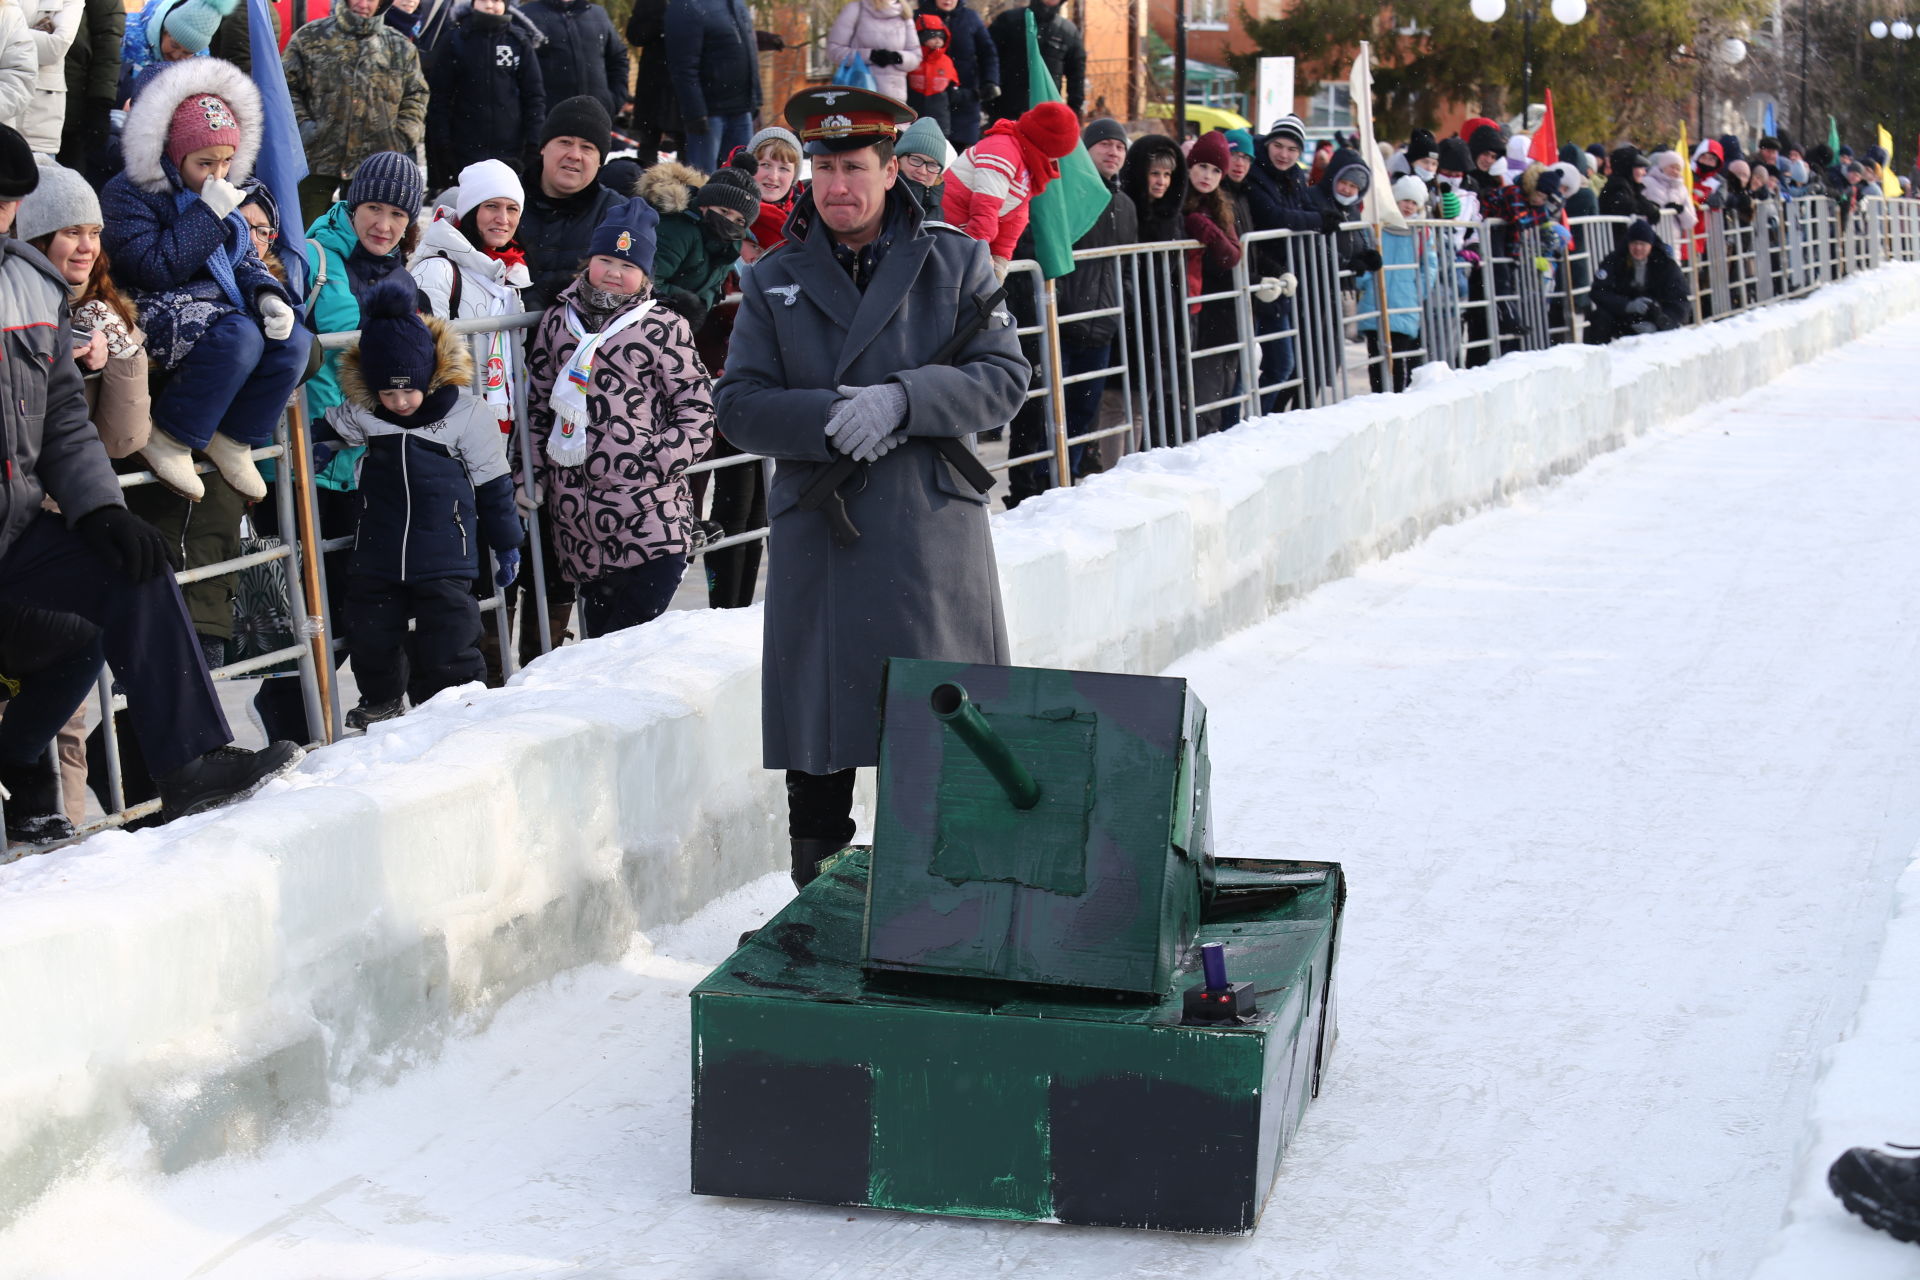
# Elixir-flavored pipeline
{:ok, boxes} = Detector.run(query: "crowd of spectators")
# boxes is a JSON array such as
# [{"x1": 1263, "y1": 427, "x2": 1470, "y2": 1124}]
[{"x1": 0, "y1": 0, "x2": 1911, "y2": 852}]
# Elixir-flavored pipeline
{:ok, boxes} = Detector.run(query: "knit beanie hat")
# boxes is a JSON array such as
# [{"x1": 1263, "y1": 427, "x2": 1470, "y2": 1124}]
[
  {"x1": 347, "y1": 151, "x2": 424, "y2": 218},
  {"x1": 1436, "y1": 136, "x2": 1471, "y2": 173},
  {"x1": 1223, "y1": 128, "x2": 1255, "y2": 158},
  {"x1": 1865, "y1": 145, "x2": 1890, "y2": 167},
  {"x1": 15, "y1": 162, "x2": 100, "y2": 243},
  {"x1": 895, "y1": 115, "x2": 948, "y2": 166},
  {"x1": 1405, "y1": 129, "x2": 1436, "y2": 164},
  {"x1": 542, "y1": 95, "x2": 613, "y2": 157},
  {"x1": 1468, "y1": 125, "x2": 1506, "y2": 159},
  {"x1": 1529, "y1": 164, "x2": 1563, "y2": 199},
  {"x1": 746, "y1": 125, "x2": 802, "y2": 158},
  {"x1": 358, "y1": 274, "x2": 438, "y2": 392},
  {"x1": 1015, "y1": 102, "x2": 1081, "y2": 160},
  {"x1": 695, "y1": 166, "x2": 761, "y2": 221},
  {"x1": 598, "y1": 156, "x2": 644, "y2": 196},
  {"x1": 164, "y1": 91, "x2": 242, "y2": 170},
  {"x1": 452, "y1": 158, "x2": 524, "y2": 218},
  {"x1": 588, "y1": 196, "x2": 660, "y2": 274},
  {"x1": 1626, "y1": 218, "x2": 1659, "y2": 244},
  {"x1": 1081, "y1": 117, "x2": 1127, "y2": 151},
  {"x1": 0, "y1": 127, "x2": 39, "y2": 200},
  {"x1": 1186, "y1": 129, "x2": 1231, "y2": 173},
  {"x1": 1390, "y1": 174, "x2": 1428, "y2": 205},
  {"x1": 160, "y1": 0, "x2": 237, "y2": 56},
  {"x1": 1266, "y1": 113, "x2": 1306, "y2": 150}
]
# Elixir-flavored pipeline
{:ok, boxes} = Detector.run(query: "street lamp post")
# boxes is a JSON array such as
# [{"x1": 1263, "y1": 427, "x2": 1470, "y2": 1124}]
[
  {"x1": 1869, "y1": 17, "x2": 1914, "y2": 172},
  {"x1": 1470, "y1": 0, "x2": 1587, "y2": 125}
]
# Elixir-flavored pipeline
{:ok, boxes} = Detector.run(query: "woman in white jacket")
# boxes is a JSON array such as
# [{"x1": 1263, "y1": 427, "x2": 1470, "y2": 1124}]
[
  {"x1": 826, "y1": 0, "x2": 920, "y2": 102},
  {"x1": 0, "y1": 0, "x2": 42, "y2": 137},
  {"x1": 19, "y1": 0, "x2": 78, "y2": 154},
  {"x1": 409, "y1": 159, "x2": 531, "y2": 441}
]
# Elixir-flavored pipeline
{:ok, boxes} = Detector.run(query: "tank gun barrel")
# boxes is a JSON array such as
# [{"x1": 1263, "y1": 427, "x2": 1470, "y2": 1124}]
[{"x1": 929, "y1": 683, "x2": 1042, "y2": 810}]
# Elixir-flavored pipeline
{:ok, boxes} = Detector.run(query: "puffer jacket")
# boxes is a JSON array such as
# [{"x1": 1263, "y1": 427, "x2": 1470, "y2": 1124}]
[
  {"x1": 519, "y1": 176, "x2": 622, "y2": 310},
  {"x1": 826, "y1": 0, "x2": 920, "y2": 102},
  {"x1": 521, "y1": 0, "x2": 628, "y2": 117},
  {"x1": 19, "y1": 0, "x2": 78, "y2": 154},
  {"x1": 281, "y1": 7, "x2": 428, "y2": 182},
  {"x1": 1309, "y1": 146, "x2": 1378, "y2": 277},
  {"x1": 301, "y1": 200, "x2": 413, "y2": 490},
  {"x1": 639, "y1": 160, "x2": 740, "y2": 330},
  {"x1": 426, "y1": 8, "x2": 546, "y2": 179},
  {"x1": 408, "y1": 212, "x2": 530, "y2": 428},
  {"x1": 1244, "y1": 148, "x2": 1323, "y2": 276},
  {"x1": 0, "y1": 235, "x2": 118, "y2": 560},
  {"x1": 917, "y1": 0, "x2": 993, "y2": 95},
  {"x1": 1355, "y1": 224, "x2": 1437, "y2": 338},
  {"x1": 664, "y1": 0, "x2": 759, "y2": 122},
  {"x1": 0, "y1": 0, "x2": 39, "y2": 134},
  {"x1": 100, "y1": 56, "x2": 287, "y2": 370},
  {"x1": 525, "y1": 277, "x2": 716, "y2": 584},
  {"x1": 322, "y1": 317, "x2": 522, "y2": 583},
  {"x1": 1118, "y1": 133, "x2": 1187, "y2": 242},
  {"x1": 987, "y1": 0, "x2": 1081, "y2": 117}
]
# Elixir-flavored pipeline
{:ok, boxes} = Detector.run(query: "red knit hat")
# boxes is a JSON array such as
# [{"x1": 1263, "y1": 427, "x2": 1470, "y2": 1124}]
[
  {"x1": 165, "y1": 92, "x2": 242, "y2": 170},
  {"x1": 1187, "y1": 129, "x2": 1232, "y2": 174},
  {"x1": 1015, "y1": 102, "x2": 1082, "y2": 160}
]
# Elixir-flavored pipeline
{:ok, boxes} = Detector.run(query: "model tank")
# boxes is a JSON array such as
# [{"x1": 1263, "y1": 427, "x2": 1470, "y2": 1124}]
[{"x1": 690, "y1": 659, "x2": 1344, "y2": 1234}]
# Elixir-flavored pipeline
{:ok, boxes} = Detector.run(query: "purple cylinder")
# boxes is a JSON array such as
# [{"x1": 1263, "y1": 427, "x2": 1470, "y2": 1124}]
[{"x1": 1201, "y1": 942, "x2": 1228, "y2": 990}]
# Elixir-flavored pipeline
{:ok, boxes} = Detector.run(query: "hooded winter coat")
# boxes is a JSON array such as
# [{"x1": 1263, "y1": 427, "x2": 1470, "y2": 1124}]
[
  {"x1": 1588, "y1": 235, "x2": 1688, "y2": 337},
  {"x1": 520, "y1": 0, "x2": 628, "y2": 117},
  {"x1": 525, "y1": 276, "x2": 716, "y2": 584},
  {"x1": 916, "y1": 0, "x2": 993, "y2": 94},
  {"x1": 19, "y1": 0, "x2": 79, "y2": 155},
  {"x1": 986, "y1": 0, "x2": 1081, "y2": 118},
  {"x1": 1310, "y1": 146, "x2": 1379, "y2": 276},
  {"x1": 0, "y1": 0, "x2": 35, "y2": 136},
  {"x1": 640, "y1": 160, "x2": 742, "y2": 330},
  {"x1": 282, "y1": 5, "x2": 429, "y2": 183},
  {"x1": 1118, "y1": 133, "x2": 1187, "y2": 242},
  {"x1": 325, "y1": 316, "x2": 523, "y2": 583},
  {"x1": 409, "y1": 211, "x2": 531, "y2": 428},
  {"x1": 826, "y1": 0, "x2": 920, "y2": 102},
  {"x1": 1599, "y1": 148, "x2": 1661, "y2": 225},
  {"x1": 664, "y1": 0, "x2": 759, "y2": 122},
  {"x1": 99, "y1": 56, "x2": 288, "y2": 372},
  {"x1": 426, "y1": 6, "x2": 547, "y2": 180}
]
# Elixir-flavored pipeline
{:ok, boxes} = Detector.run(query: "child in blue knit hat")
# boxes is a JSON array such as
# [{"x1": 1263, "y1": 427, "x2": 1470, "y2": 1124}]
[
  {"x1": 525, "y1": 196, "x2": 715, "y2": 637},
  {"x1": 314, "y1": 274, "x2": 524, "y2": 729}
]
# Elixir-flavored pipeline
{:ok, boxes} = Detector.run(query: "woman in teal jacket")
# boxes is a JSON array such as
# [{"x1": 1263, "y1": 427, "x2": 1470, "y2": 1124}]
[{"x1": 1356, "y1": 175, "x2": 1440, "y2": 394}]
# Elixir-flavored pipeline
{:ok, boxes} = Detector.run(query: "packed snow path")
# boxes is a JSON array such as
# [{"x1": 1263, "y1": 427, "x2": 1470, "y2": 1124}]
[{"x1": 12, "y1": 316, "x2": 1920, "y2": 1278}]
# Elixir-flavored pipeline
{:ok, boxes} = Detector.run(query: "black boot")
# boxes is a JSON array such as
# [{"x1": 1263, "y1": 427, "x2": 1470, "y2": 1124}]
[
  {"x1": 0, "y1": 600, "x2": 100, "y2": 678},
  {"x1": 1830, "y1": 1143, "x2": 1920, "y2": 1244},
  {"x1": 345, "y1": 699, "x2": 406, "y2": 731},
  {"x1": 0, "y1": 757, "x2": 75, "y2": 846},
  {"x1": 789, "y1": 837, "x2": 845, "y2": 891},
  {"x1": 155, "y1": 741, "x2": 306, "y2": 820}
]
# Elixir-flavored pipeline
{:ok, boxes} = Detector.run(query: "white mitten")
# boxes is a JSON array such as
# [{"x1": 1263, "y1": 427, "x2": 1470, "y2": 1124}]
[
  {"x1": 199, "y1": 176, "x2": 246, "y2": 220},
  {"x1": 258, "y1": 294, "x2": 295, "y2": 341},
  {"x1": 1252, "y1": 276, "x2": 1282, "y2": 304}
]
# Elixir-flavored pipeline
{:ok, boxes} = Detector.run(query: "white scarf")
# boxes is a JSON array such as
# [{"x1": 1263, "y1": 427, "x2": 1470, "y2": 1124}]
[{"x1": 546, "y1": 299, "x2": 655, "y2": 468}]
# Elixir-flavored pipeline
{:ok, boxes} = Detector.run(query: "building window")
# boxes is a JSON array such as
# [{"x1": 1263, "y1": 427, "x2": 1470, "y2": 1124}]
[
  {"x1": 807, "y1": 8, "x2": 836, "y2": 79},
  {"x1": 1305, "y1": 81, "x2": 1352, "y2": 134},
  {"x1": 1191, "y1": 0, "x2": 1229, "y2": 30}
]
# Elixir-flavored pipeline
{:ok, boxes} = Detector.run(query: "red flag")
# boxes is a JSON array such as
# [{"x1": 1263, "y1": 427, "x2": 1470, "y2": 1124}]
[{"x1": 1527, "y1": 89, "x2": 1559, "y2": 167}]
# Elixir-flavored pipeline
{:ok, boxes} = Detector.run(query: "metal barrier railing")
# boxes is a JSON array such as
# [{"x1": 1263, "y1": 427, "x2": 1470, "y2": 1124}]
[{"x1": 9, "y1": 192, "x2": 1920, "y2": 847}]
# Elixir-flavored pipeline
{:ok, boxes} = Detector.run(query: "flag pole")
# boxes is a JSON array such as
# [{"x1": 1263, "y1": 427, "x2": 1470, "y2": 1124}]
[
  {"x1": 1044, "y1": 278, "x2": 1073, "y2": 488},
  {"x1": 285, "y1": 399, "x2": 334, "y2": 745}
]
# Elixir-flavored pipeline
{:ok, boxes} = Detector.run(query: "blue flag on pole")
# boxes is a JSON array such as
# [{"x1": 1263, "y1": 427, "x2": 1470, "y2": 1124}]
[
  {"x1": 1764, "y1": 101, "x2": 1777, "y2": 139},
  {"x1": 246, "y1": 0, "x2": 310, "y2": 292}
]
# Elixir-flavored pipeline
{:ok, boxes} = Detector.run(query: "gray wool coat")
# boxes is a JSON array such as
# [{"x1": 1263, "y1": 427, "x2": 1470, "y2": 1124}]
[{"x1": 715, "y1": 188, "x2": 1030, "y2": 774}]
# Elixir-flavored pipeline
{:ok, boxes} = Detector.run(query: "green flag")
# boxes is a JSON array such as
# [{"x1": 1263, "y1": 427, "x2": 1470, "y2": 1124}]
[
  {"x1": 1021, "y1": 10, "x2": 1109, "y2": 279},
  {"x1": 1829, "y1": 115, "x2": 1842, "y2": 162}
]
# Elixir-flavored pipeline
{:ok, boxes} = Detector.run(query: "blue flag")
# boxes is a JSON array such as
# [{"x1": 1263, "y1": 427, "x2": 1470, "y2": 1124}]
[
  {"x1": 246, "y1": 0, "x2": 310, "y2": 293},
  {"x1": 1764, "y1": 102, "x2": 1777, "y2": 139}
]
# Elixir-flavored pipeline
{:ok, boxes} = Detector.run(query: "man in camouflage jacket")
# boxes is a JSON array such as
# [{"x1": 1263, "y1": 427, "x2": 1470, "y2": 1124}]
[{"x1": 283, "y1": 0, "x2": 428, "y2": 225}]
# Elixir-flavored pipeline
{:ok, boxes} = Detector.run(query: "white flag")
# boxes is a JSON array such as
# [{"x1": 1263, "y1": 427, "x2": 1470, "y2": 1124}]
[{"x1": 1349, "y1": 42, "x2": 1406, "y2": 229}]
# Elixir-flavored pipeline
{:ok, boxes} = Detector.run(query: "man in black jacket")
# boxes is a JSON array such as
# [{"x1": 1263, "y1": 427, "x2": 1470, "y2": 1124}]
[
  {"x1": 986, "y1": 0, "x2": 1083, "y2": 123},
  {"x1": 919, "y1": 0, "x2": 996, "y2": 148},
  {"x1": 1586, "y1": 219, "x2": 1688, "y2": 344},
  {"x1": 665, "y1": 0, "x2": 761, "y2": 173},
  {"x1": 426, "y1": 0, "x2": 548, "y2": 187},
  {"x1": 521, "y1": 0, "x2": 629, "y2": 121},
  {"x1": 519, "y1": 96, "x2": 624, "y2": 309},
  {"x1": 1598, "y1": 147, "x2": 1660, "y2": 256},
  {"x1": 1244, "y1": 113, "x2": 1326, "y2": 412}
]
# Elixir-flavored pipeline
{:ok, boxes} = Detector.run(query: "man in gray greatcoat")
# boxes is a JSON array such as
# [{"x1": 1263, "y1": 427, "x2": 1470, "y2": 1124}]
[{"x1": 714, "y1": 86, "x2": 1030, "y2": 890}]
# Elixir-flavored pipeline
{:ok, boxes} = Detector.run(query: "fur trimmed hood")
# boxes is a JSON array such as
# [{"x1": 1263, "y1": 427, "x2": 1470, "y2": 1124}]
[
  {"x1": 121, "y1": 57, "x2": 264, "y2": 195},
  {"x1": 636, "y1": 161, "x2": 706, "y2": 217},
  {"x1": 340, "y1": 314, "x2": 475, "y2": 411}
]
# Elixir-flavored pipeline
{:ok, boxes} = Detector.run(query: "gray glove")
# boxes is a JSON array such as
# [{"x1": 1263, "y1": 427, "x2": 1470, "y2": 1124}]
[
  {"x1": 826, "y1": 382, "x2": 908, "y2": 463},
  {"x1": 1624, "y1": 296, "x2": 1653, "y2": 317}
]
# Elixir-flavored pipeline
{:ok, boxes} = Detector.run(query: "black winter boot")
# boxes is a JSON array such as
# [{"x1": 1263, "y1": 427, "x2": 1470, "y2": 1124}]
[
  {"x1": 1830, "y1": 1143, "x2": 1920, "y2": 1244},
  {"x1": 789, "y1": 837, "x2": 846, "y2": 891},
  {"x1": 155, "y1": 741, "x2": 305, "y2": 820},
  {"x1": 345, "y1": 699, "x2": 406, "y2": 731},
  {"x1": 0, "y1": 757, "x2": 75, "y2": 846}
]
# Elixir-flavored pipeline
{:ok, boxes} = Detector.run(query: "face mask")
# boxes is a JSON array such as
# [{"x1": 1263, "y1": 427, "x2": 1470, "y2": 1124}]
[
  {"x1": 1335, "y1": 190, "x2": 1360, "y2": 206},
  {"x1": 1414, "y1": 162, "x2": 1437, "y2": 183},
  {"x1": 1437, "y1": 173, "x2": 1458, "y2": 191},
  {"x1": 703, "y1": 208, "x2": 747, "y2": 242}
]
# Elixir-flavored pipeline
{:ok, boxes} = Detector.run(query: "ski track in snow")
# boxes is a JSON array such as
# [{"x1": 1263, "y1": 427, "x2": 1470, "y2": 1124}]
[{"x1": 10, "y1": 317, "x2": 1920, "y2": 1279}]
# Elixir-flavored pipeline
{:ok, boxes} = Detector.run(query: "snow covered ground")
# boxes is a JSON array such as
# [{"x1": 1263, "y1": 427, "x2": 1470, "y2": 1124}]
[{"x1": 9, "y1": 312, "x2": 1920, "y2": 1277}]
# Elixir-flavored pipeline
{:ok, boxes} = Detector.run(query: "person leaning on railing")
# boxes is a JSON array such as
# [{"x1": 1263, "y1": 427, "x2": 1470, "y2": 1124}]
[
  {"x1": 0, "y1": 132, "x2": 303, "y2": 848},
  {"x1": 1585, "y1": 218, "x2": 1688, "y2": 344},
  {"x1": 1242, "y1": 114, "x2": 1326, "y2": 414}
]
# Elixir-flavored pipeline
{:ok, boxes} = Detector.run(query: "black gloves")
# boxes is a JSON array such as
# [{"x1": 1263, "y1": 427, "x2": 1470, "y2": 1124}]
[
  {"x1": 755, "y1": 29, "x2": 785, "y2": 50},
  {"x1": 868, "y1": 48, "x2": 903, "y2": 66},
  {"x1": 980, "y1": 82, "x2": 1000, "y2": 101},
  {"x1": 1623, "y1": 296, "x2": 1653, "y2": 317},
  {"x1": 1351, "y1": 248, "x2": 1383, "y2": 274},
  {"x1": 1319, "y1": 204, "x2": 1345, "y2": 235},
  {"x1": 77, "y1": 505, "x2": 180, "y2": 584}
]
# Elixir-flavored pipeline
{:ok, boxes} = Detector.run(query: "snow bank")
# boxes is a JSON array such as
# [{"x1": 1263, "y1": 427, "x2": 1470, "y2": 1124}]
[
  {"x1": 1748, "y1": 840, "x2": 1920, "y2": 1278},
  {"x1": 2, "y1": 265, "x2": 1916, "y2": 1224}
]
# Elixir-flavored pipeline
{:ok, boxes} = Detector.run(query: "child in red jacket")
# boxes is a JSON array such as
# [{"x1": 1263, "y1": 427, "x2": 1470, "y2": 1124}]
[
  {"x1": 940, "y1": 101, "x2": 1080, "y2": 277},
  {"x1": 906, "y1": 14, "x2": 960, "y2": 137}
]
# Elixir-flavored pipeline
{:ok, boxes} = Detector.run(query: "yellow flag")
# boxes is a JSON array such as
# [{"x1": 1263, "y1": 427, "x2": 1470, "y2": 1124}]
[
  {"x1": 1879, "y1": 125, "x2": 1902, "y2": 197},
  {"x1": 1678, "y1": 120, "x2": 1694, "y2": 193}
]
